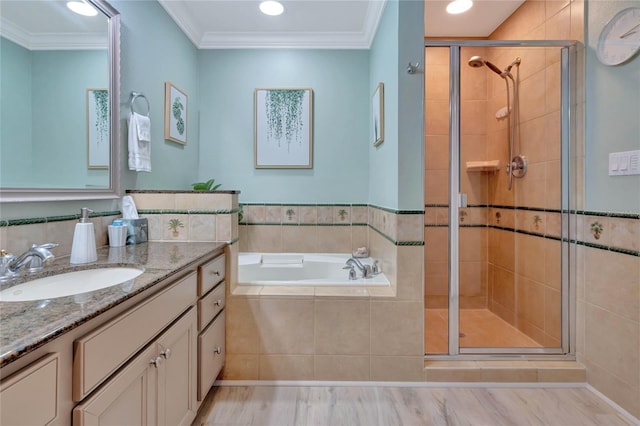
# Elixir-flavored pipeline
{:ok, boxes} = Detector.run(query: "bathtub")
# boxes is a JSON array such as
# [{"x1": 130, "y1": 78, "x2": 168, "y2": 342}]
[{"x1": 238, "y1": 253, "x2": 390, "y2": 286}]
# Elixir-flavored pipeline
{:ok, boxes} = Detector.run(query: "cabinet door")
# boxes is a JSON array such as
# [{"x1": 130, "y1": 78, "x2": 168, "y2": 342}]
[
  {"x1": 73, "y1": 345, "x2": 157, "y2": 426},
  {"x1": 198, "y1": 311, "x2": 225, "y2": 401},
  {"x1": 156, "y1": 307, "x2": 197, "y2": 426},
  {"x1": 0, "y1": 353, "x2": 59, "y2": 426}
]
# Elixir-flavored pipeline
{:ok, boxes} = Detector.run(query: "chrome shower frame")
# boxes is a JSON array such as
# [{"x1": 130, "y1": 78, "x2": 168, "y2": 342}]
[{"x1": 424, "y1": 40, "x2": 578, "y2": 359}]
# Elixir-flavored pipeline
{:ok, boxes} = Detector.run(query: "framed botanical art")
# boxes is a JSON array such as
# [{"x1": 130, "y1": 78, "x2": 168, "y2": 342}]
[
  {"x1": 164, "y1": 82, "x2": 188, "y2": 145},
  {"x1": 254, "y1": 88, "x2": 313, "y2": 169},
  {"x1": 372, "y1": 82, "x2": 384, "y2": 147},
  {"x1": 86, "y1": 88, "x2": 110, "y2": 169}
]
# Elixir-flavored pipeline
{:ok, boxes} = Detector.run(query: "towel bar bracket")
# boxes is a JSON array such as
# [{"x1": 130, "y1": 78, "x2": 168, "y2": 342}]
[{"x1": 130, "y1": 91, "x2": 150, "y2": 116}]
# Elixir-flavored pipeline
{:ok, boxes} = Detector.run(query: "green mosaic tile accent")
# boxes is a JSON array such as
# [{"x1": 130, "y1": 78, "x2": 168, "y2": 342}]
[
  {"x1": 3, "y1": 210, "x2": 122, "y2": 227},
  {"x1": 137, "y1": 209, "x2": 238, "y2": 215}
]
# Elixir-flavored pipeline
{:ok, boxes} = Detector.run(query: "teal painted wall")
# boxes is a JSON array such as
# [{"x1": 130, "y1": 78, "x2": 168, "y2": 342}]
[
  {"x1": 0, "y1": 37, "x2": 33, "y2": 186},
  {"x1": 368, "y1": 0, "x2": 399, "y2": 209},
  {"x1": 0, "y1": 38, "x2": 107, "y2": 188},
  {"x1": 197, "y1": 49, "x2": 370, "y2": 203},
  {"x1": 397, "y1": 0, "x2": 424, "y2": 210},
  {"x1": 31, "y1": 49, "x2": 108, "y2": 187},
  {"x1": 586, "y1": 0, "x2": 640, "y2": 214},
  {"x1": 367, "y1": 0, "x2": 424, "y2": 210},
  {"x1": 112, "y1": 0, "x2": 200, "y2": 192}
]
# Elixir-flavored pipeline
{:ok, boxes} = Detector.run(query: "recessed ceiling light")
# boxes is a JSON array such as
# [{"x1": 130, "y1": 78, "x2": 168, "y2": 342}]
[
  {"x1": 67, "y1": 1, "x2": 98, "y2": 16},
  {"x1": 446, "y1": 0, "x2": 473, "y2": 14},
  {"x1": 259, "y1": 0, "x2": 284, "y2": 16}
]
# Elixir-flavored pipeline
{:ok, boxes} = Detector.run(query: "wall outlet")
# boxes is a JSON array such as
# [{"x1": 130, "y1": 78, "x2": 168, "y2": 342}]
[{"x1": 609, "y1": 150, "x2": 640, "y2": 176}]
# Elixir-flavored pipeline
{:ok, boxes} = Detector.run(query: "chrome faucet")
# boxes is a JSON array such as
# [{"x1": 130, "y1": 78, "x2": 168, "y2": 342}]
[
  {"x1": 346, "y1": 257, "x2": 372, "y2": 279},
  {"x1": 4, "y1": 243, "x2": 58, "y2": 276}
]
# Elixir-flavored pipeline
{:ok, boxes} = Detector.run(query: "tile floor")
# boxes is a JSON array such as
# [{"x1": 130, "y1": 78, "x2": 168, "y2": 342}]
[
  {"x1": 192, "y1": 385, "x2": 634, "y2": 426},
  {"x1": 425, "y1": 308, "x2": 541, "y2": 354}
]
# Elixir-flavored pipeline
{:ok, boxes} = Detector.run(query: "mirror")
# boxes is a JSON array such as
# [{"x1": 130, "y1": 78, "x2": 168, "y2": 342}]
[{"x1": 0, "y1": 0, "x2": 120, "y2": 201}]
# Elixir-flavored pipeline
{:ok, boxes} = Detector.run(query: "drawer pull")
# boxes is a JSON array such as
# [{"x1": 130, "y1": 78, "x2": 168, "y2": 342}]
[
  {"x1": 210, "y1": 270, "x2": 221, "y2": 277},
  {"x1": 160, "y1": 348, "x2": 172, "y2": 359},
  {"x1": 150, "y1": 356, "x2": 163, "y2": 368},
  {"x1": 213, "y1": 346, "x2": 222, "y2": 355},
  {"x1": 214, "y1": 299, "x2": 222, "y2": 307}
]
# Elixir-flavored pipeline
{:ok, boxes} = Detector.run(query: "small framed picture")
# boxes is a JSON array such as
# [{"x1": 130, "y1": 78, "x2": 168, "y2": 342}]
[
  {"x1": 254, "y1": 88, "x2": 313, "y2": 169},
  {"x1": 86, "y1": 88, "x2": 110, "y2": 169},
  {"x1": 164, "y1": 82, "x2": 188, "y2": 145},
  {"x1": 372, "y1": 82, "x2": 384, "y2": 147}
]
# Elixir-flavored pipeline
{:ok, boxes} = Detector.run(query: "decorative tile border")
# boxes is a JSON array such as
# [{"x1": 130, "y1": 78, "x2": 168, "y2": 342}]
[
  {"x1": 424, "y1": 204, "x2": 639, "y2": 257},
  {"x1": 1, "y1": 211, "x2": 121, "y2": 227}
]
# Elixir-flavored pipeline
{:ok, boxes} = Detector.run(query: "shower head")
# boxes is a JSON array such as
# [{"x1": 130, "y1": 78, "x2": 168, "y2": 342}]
[{"x1": 467, "y1": 56, "x2": 504, "y2": 77}]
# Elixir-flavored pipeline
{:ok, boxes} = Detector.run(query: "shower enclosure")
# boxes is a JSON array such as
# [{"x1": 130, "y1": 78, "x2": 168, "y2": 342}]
[{"x1": 424, "y1": 41, "x2": 577, "y2": 356}]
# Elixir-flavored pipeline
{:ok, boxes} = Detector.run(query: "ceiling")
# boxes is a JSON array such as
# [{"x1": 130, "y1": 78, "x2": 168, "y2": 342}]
[
  {"x1": 0, "y1": 0, "x2": 108, "y2": 50},
  {"x1": 0, "y1": 0, "x2": 526, "y2": 50},
  {"x1": 159, "y1": 0, "x2": 526, "y2": 49}
]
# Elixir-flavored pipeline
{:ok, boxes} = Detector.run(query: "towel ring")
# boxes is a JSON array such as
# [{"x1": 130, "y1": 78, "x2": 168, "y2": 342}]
[{"x1": 130, "y1": 91, "x2": 150, "y2": 116}]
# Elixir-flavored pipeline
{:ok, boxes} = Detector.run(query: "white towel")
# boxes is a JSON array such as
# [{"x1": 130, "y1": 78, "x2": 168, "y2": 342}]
[{"x1": 128, "y1": 112, "x2": 151, "y2": 172}]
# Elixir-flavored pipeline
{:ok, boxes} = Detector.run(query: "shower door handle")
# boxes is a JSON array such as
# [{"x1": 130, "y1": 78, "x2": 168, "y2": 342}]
[{"x1": 458, "y1": 193, "x2": 468, "y2": 208}]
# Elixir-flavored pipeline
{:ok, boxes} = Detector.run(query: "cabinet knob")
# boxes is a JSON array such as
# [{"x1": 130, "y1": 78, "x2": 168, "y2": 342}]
[
  {"x1": 213, "y1": 346, "x2": 222, "y2": 355},
  {"x1": 214, "y1": 299, "x2": 222, "y2": 307},
  {"x1": 160, "y1": 348, "x2": 172, "y2": 359},
  {"x1": 150, "y1": 356, "x2": 163, "y2": 368},
  {"x1": 210, "y1": 270, "x2": 220, "y2": 277}
]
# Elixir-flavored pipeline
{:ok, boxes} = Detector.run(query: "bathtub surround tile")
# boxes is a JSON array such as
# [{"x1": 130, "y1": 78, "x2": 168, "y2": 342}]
[
  {"x1": 314, "y1": 355, "x2": 370, "y2": 381},
  {"x1": 226, "y1": 298, "x2": 260, "y2": 354},
  {"x1": 127, "y1": 193, "x2": 170, "y2": 210},
  {"x1": 240, "y1": 225, "x2": 282, "y2": 253},
  {"x1": 371, "y1": 356, "x2": 425, "y2": 381},
  {"x1": 584, "y1": 248, "x2": 639, "y2": 322},
  {"x1": 265, "y1": 205, "x2": 282, "y2": 224},
  {"x1": 188, "y1": 214, "x2": 216, "y2": 241},
  {"x1": 396, "y1": 246, "x2": 424, "y2": 301},
  {"x1": 371, "y1": 301, "x2": 423, "y2": 356},
  {"x1": 222, "y1": 354, "x2": 259, "y2": 380},
  {"x1": 298, "y1": 206, "x2": 317, "y2": 224},
  {"x1": 316, "y1": 206, "x2": 333, "y2": 224},
  {"x1": 333, "y1": 206, "x2": 351, "y2": 224},
  {"x1": 175, "y1": 193, "x2": 231, "y2": 211},
  {"x1": 259, "y1": 355, "x2": 314, "y2": 380},
  {"x1": 316, "y1": 226, "x2": 351, "y2": 253},
  {"x1": 314, "y1": 287, "x2": 370, "y2": 297},
  {"x1": 315, "y1": 300, "x2": 370, "y2": 355},
  {"x1": 585, "y1": 304, "x2": 640, "y2": 389},
  {"x1": 351, "y1": 225, "x2": 369, "y2": 252},
  {"x1": 5, "y1": 223, "x2": 46, "y2": 256},
  {"x1": 397, "y1": 215, "x2": 424, "y2": 242},
  {"x1": 257, "y1": 299, "x2": 315, "y2": 355},
  {"x1": 583, "y1": 358, "x2": 640, "y2": 419},
  {"x1": 282, "y1": 225, "x2": 317, "y2": 253},
  {"x1": 216, "y1": 214, "x2": 233, "y2": 241},
  {"x1": 282, "y1": 206, "x2": 299, "y2": 224},
  {"x1": 259, "y1": 286, "x2": 315, "y2": 297},
  {"x1": 242, "y1": 205, "x2": 266, "y2": 224},
  {"x1": 351, "y1": 206, "x2": 368, "y2": 224}
]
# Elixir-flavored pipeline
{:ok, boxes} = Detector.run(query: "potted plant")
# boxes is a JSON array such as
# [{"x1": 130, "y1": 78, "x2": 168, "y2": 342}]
[{"x1": 191, "y1": 178, "x2": 221, "y2": 191}]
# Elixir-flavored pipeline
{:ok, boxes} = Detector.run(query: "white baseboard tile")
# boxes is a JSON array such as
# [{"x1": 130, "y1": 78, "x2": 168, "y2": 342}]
[{"x1": 215, "y1": 379, "x2": 586, "y2": 389}]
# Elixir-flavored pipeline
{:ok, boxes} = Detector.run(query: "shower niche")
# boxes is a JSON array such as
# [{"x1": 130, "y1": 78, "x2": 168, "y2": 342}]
[{"x1": 424, "y1": 42, "x2": 577, "y2": 356}]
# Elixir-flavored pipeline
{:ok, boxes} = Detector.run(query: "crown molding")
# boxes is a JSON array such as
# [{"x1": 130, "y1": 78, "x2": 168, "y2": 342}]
[
  {"x1": 1, "y1": 18, "x2": 107, "y2": 50},
  {"x1": 157, "y1": 0, "x2": 202, "y2": 48},
  {"x1": 158, "y1": 0, "x2": 386, "y2": 50}
]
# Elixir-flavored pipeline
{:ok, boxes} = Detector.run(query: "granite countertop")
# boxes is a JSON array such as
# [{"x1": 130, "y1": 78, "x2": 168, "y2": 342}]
[{"x1": 0, "y1": 241, "x2": 226, "y2": 368}]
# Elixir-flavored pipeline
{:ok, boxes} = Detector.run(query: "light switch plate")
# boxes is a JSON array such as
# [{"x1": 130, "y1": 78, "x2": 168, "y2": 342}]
[{"x1": 609, "y1": 150, "x2": 640, "y2": 176}]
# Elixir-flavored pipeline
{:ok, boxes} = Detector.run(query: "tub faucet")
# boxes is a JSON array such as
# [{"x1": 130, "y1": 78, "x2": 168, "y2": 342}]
[
  {"x1": 346, "y1": 257, "x2": 372, "y2": 279},
  {"x1": 6, "y1": 243, "x2": 58, "y2": 275}
]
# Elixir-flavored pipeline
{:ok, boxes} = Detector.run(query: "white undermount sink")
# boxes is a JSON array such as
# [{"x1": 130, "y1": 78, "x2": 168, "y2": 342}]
[{"x1": 0, "y1": 267, "x2": 144, "y2": 302}]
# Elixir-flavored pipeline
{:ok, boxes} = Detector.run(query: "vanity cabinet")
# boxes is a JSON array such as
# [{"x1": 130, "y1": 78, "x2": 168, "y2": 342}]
[
  {"x1": 196, "y1": 255, "x2": 226, "y2": 401},
  {"x1": 0, "y1": 353, "x2": 59, "y2": 425},
  {"x1": 73, "y1": 308, "x2": 197, "y2": 426}
]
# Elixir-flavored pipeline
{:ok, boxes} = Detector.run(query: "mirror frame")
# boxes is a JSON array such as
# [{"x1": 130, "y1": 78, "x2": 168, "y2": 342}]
[{"x1": 0, "y1": 0, "x2": 120, "y2": 202}]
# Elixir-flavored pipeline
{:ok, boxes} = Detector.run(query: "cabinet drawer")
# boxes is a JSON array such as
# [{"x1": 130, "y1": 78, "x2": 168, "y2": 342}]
[
  {"x1": 198, "y1": 311, "x2": 225, "y2": 401},
  {"x1": 198, "y1": 283, "x2": 225, "y2": 331},
  {"x1": 0, "y1": 353, "x2": 58, "y2": 426},
  {"x1": 74, "y1": 272, "x2": 197, "y2": 400},
  {"x1": 198, "y1": 255, "x2": 225, "y2": 296}
]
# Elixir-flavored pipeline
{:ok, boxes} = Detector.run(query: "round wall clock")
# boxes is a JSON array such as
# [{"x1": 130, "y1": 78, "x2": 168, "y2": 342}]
[{"x1": 597, "y1": 7, "x2": 640, "y2": 66}]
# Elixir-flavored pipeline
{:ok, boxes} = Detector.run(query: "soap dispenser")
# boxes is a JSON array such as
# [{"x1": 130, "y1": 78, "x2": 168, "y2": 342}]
[{"x1": 70, "y1": 208, "x2": 98, "y2": 264}]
